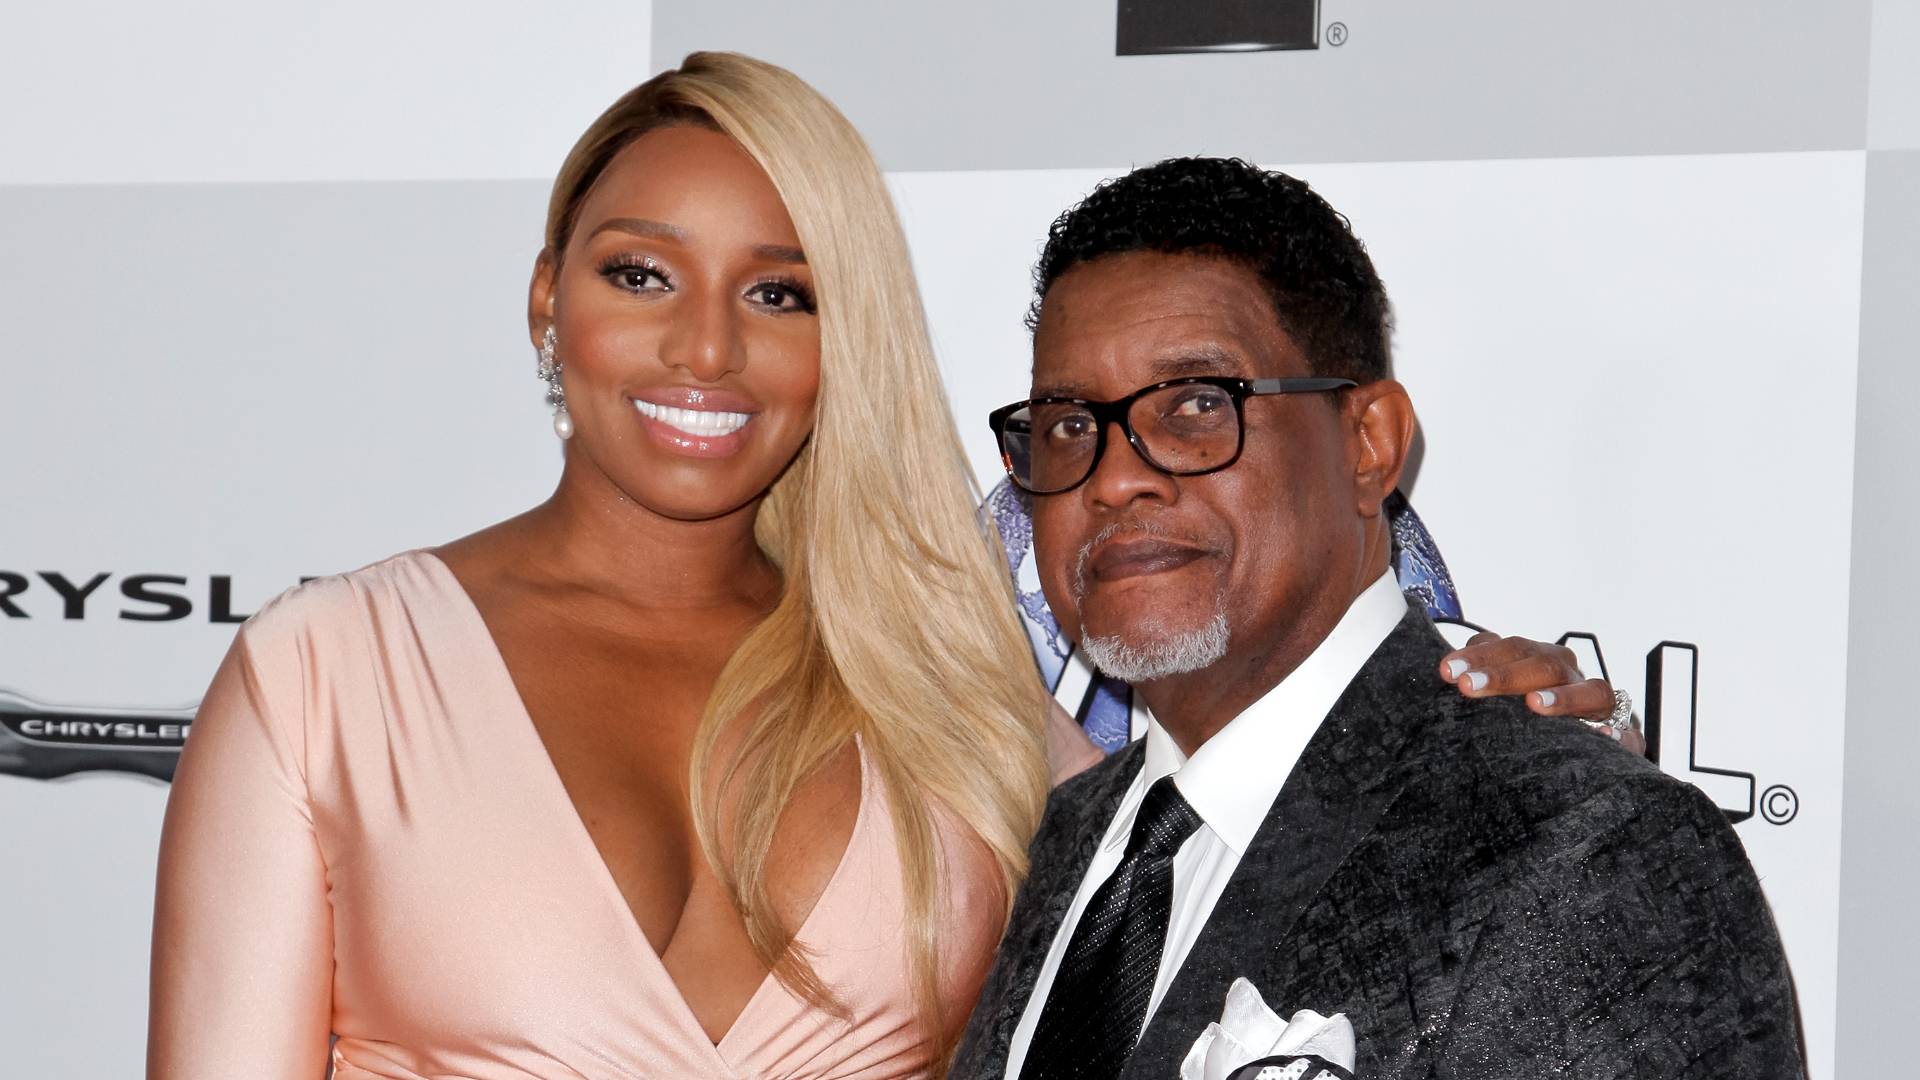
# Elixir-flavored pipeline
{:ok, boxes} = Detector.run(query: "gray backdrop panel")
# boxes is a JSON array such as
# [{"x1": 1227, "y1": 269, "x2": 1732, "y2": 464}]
[
  {"x1": 0, "y1": 178, "x2": 559, "y2": 1075},
  {"x1": 1835, "y1": 147, "x2": 1920, "y2": 1079},
  {"x1": 1868, "y1": 0, "x2": 1920, "y2": 148},
  {"x1": 0, "y1": 180, "x2": 557, "y2": 580},
  {"x1": 655, "y1": 0, "x2": 1871, "y2": 171}
]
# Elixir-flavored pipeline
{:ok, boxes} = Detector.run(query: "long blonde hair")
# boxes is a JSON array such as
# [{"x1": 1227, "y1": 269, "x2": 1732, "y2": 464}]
[{"x1": 544, "y1": 52, "x2": 1051, "y2": 1045}]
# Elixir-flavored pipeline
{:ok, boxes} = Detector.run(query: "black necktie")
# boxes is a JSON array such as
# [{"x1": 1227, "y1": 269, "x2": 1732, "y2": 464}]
[{"x1": 1021, "y1": 775, "x2": 1204, "y2": 1080}]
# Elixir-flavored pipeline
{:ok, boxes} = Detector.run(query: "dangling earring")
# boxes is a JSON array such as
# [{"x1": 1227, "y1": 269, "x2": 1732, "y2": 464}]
[{"x1": 537, "y1": 325, "x2": 572, "y2": 440}]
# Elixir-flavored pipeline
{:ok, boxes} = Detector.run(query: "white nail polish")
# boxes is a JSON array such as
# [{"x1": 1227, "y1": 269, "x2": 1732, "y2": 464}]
[
  {"x1": 1466, "y1": 671, "x2": 1488, "y2": 692},
  {"x1": 1537, "y1": 690, "x2": 1556, "y2": 708},
  {"x1": 1445, "y1": 658, "x2": 1469, "y2": 680}
]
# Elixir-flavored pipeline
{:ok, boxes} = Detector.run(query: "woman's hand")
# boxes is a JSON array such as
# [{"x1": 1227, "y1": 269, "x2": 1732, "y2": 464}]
[{"x1": 1438, "y1": 631, "x2": 1646, "y2": 756}]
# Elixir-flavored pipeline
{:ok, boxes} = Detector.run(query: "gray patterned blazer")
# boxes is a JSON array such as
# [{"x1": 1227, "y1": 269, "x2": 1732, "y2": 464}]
[{"x1": 952, "y1": 607, "x2": 1804, "y2": 1079}]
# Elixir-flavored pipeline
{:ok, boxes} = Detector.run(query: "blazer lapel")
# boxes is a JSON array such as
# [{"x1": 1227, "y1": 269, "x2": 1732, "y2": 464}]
[
  {"x1": 1121, "y1": 608, "x2": 1453, "y2": 1080},
  {"x1": 953, "y1": 741, "x2": 1147, "y2": 1078}
]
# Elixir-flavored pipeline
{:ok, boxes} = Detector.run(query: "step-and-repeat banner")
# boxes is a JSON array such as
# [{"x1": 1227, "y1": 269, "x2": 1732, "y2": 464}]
[{"x1": 3, "y1": 1, "x2": 1896, "y2": 1075}]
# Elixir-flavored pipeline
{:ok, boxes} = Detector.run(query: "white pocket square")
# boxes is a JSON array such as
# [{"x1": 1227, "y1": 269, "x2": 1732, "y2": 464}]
[{"x1": 1179, "y1": 978, "x2": 1357, "y2": 1080}]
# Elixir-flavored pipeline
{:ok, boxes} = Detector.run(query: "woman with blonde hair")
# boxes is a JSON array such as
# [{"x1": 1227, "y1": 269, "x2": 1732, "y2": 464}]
[{"x1": 148, "y1": 52, "x2": 1606, "y2": 1079}]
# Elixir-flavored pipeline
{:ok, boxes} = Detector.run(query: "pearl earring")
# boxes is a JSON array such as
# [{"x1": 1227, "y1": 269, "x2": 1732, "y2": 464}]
[{"x1": 537, "y1": 325, "x2": 572, "y2": 440}]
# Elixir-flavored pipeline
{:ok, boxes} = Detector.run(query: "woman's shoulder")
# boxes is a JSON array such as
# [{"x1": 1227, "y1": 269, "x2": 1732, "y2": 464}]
[
  {"x1": 190, "y1": 551, "x2": 458, "y2": 784},
  {"x1": 235, "y1": 549, "x2": 450, "y2": 661}
]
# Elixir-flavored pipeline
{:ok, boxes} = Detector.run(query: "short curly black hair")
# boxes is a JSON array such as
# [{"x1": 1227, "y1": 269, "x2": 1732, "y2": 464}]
[{"x1": 1028, "y1": 157, "x2": 1392, "y2": 383}]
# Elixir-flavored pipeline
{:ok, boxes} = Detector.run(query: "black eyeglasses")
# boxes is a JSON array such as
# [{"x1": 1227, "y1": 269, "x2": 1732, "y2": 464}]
[{"x1": 987, "y1": 376, "x2": 1356, "y2": 495}]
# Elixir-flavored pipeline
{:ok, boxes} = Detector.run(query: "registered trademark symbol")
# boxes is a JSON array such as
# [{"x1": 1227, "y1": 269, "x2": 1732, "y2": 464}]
[
  {"x1": 1326, "y1": 22, "x2": 1349, "y2": 47},
  {"x1": 1760, "y1": 784, "x2": 1799, "y2": 825}
]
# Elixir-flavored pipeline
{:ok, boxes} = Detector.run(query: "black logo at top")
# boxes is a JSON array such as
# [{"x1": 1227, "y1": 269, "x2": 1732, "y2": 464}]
[{"x1": 1118, "y1": 0, "x2": 1320, "y2": 55}]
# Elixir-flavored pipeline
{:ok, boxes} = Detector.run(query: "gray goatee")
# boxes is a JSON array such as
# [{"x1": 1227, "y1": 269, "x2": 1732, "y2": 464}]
[
  {"x1": 1070, "y1": 519, "x2": 1231, "y2": 682},
  {"x1": 1080, "y1": 611, "x2": 1231, "y2": 683}
]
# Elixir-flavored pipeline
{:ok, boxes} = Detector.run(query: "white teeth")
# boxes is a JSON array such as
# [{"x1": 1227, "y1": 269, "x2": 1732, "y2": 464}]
[{"x1": 633, "y1": 399, "x2": 751, "y2": 438}]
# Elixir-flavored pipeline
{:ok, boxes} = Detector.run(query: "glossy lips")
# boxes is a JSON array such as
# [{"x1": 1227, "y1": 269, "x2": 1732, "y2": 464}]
[{"x1": 630, "y1": 388, "x2": 760, "y2": 458}]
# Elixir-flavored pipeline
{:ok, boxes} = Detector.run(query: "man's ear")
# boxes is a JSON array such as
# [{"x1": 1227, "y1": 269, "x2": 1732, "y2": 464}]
[
  {"x1": 527, "y1": 248, "x2": 558, "y2": 350},
  {"x1": 1346, "y1": 379, "x2": 1417, "y2": 519}
]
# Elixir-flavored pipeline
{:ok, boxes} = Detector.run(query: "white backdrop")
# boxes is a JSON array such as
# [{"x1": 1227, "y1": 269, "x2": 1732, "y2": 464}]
[
  {"x1": 895, "y1": 152, "x2": 1862, "y2": 1076},
  {"x1": 0, "y1": 3, "x2": 1880, "y2": 1075},
  {"x1": 0, "y1": 150, "x2": 1860, "y2": 1078}
]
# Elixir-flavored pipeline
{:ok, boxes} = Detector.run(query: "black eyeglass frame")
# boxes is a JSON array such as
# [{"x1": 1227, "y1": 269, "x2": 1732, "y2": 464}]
[{"x1": 987, "y1": 375, "x2": 1358, "y2": 495}]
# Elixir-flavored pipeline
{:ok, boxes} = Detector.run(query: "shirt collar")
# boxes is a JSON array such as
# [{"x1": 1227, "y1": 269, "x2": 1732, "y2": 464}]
[{"x1": 1109, "y1": 569, "x2": 1409, "y2": 856}]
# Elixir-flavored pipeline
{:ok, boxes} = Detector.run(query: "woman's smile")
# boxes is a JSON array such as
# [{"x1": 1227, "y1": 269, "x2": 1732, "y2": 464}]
[
  {"x1": 630, "y1": 385, "x2": 763, "y2": 458},
  {"x1": 634, "y1": 399, "x2": 753, "y2": 436}
]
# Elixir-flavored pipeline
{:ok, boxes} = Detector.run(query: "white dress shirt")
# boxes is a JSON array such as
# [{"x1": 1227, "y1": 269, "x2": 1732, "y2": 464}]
[{"x1": 1004, "y1": 570, "x2": 1409, "y2": 1078}]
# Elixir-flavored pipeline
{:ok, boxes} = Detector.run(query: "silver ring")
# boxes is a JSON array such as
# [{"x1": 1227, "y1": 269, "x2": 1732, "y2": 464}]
[{"x1": 1588, "y1": 688, "x2": 1633, "y2": 741}]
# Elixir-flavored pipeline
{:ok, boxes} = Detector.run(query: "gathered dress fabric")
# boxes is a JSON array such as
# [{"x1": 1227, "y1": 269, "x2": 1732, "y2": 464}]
[{"x1": 150, "y1": 551, "x2": 1003, "y2": 1080}]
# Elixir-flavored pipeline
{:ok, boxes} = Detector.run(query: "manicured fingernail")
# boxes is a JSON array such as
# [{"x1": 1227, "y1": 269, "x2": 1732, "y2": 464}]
[
  {"x1": 1536, "y1": 690, "x2": 1556, "y2": 708},
  {"x1": 1444, "y1": 658, "x2": 1469, "y2": 680},
  {"x1": 1465, "y1": 671, "x2": 1488, "y2": 692}
]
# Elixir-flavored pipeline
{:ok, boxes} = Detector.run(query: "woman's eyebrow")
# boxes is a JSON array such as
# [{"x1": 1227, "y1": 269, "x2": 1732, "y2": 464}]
[
  {"x1": 753, "y1": 243, "x2": 807, "y2": 265},
  {"x1": 585, "y1": 217, "x2": 805, "y2": 266},
  {"x1": 587, "y1": 216, "x2": 686, "y2": 242}
]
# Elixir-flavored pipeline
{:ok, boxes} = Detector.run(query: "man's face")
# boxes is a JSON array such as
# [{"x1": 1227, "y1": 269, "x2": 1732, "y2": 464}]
[{"x1": 1027, "y1": 251, "x2": 1372, "y2": 683}]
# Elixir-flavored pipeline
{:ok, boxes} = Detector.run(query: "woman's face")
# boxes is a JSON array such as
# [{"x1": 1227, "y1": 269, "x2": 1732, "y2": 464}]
[{"x1": 532, "y1": 125, "x2": 821, "y2": 522}]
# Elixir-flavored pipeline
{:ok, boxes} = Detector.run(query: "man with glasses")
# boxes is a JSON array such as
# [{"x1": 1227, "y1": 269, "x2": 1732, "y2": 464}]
[{"x1": 952, "y1": 158, "x2": 1802, "y2": 1080}]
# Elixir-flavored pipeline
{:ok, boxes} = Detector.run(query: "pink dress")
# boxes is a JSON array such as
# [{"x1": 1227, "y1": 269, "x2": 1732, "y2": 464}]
[{"x1": 150, "y1": 551, "x2": 1006, "y2": 1079}]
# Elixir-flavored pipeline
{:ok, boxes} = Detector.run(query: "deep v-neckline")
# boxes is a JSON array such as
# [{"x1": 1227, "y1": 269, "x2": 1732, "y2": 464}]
[{"x1": 416, "y1": 549, "x2": 870, "y2": 1056}]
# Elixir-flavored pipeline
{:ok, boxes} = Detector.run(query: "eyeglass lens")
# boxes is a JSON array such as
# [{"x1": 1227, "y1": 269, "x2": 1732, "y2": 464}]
[{"x1": 1001, "y1": 382, "x2": 1241, "y2": 493}]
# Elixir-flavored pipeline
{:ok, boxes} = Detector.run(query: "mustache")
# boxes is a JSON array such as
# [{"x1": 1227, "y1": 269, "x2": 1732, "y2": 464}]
[{"x1": 1070, "y1": 517, "x2": 1208, "y2": 602}]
